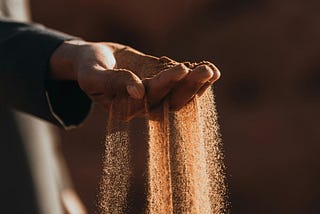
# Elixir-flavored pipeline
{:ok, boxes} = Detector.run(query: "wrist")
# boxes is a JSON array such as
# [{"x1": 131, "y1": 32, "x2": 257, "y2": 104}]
[{"x1": 50, "y1": 39, "x2": 87, "y2": 81}]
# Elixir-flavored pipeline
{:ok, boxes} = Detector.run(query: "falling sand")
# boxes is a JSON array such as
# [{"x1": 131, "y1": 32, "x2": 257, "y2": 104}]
[{"x1": 99, "y1": 59, "x2": 227, "y2": 213}]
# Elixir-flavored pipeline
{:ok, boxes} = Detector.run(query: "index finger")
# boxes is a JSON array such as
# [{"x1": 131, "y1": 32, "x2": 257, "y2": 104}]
[{"x1": 143, "y1": 64, "x2": 189, "y2": 110}]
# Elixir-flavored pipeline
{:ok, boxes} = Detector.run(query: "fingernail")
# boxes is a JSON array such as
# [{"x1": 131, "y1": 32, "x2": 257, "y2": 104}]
[
  {"x1": 136, "y1": 84, "x2": 145, "y2": 98},
  {"x1": 127, "y1": 85, "x2": 144, "y2": 99}
]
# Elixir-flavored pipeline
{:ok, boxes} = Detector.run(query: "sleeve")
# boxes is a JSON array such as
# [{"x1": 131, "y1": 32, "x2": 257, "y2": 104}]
[{"x1": 0, "y1": 17, "x2": 92, "y2": 128}]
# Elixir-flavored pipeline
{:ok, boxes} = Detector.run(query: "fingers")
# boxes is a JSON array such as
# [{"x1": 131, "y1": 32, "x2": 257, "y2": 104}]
[
  {"x1": 126, "y1": 84, "x2": 144, "y2": 99},
  {"x1": 197, "y1": 63, "x2": 221, "y2": 96},
  {"x1": 82, "y1": 68, "x2": 145, "y2": 99},
  {"x1": 80, "y1": 68, "x2": 145, "y2": 118},
  {"x1": 104, "y1": 69, "x2": 145, "y2": 99},
  {"x1": 169, "y1": 64, "x2": 216, "y2": 110},
  {"x1": 143, "y1": 64, "x2": 189, "y2": 109},
  {"x1": 80, "y1": 54, "x2": 220, "y2": 120},
  {"x1": 203, "y1": 61, "x2": 221, "y2": 83}
]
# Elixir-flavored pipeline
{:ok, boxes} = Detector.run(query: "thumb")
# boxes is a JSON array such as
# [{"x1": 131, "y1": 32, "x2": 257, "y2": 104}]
[
  {"x1": 105, "y1": 68, "x2": 145, "y2": 99},
  {"x1": 126, "y1": 83, "x2": 145, "y2": 100}
]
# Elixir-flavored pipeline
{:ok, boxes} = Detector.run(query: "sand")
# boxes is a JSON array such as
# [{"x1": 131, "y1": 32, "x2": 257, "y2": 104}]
[{"x1": 98, "y1": 55, "x2": 227, "y2": 213}]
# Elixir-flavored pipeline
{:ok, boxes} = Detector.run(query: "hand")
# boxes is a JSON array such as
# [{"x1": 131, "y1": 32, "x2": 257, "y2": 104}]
[{"x1": 50, "y1": 40, "x2": 220, "y2": 120}]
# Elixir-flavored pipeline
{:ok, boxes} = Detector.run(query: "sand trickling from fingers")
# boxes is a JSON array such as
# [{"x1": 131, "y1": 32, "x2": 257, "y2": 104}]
[
  {"x1": 99, "y1": 103, "x2": 131, "y2": 214},
  {"x1": 99, "y1": 64, "x2": 227, "y2": 214},
  {"x1": 146, "y1": 90, "x2": 227, "y2": 213},
  {"x1": 147, "y1": 102, "x2": 173, "y2": 213}
]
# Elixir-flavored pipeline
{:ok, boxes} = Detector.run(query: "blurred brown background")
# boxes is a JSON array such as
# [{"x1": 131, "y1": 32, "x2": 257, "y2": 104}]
[{"x1": 29, "y1": 0, "x2": 320, "y2": 213}]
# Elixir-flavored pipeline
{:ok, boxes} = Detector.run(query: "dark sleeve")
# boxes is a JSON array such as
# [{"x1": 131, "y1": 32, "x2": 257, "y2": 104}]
[{"x1": 0, "y1": 17, "x2": 91, "y2": 128}]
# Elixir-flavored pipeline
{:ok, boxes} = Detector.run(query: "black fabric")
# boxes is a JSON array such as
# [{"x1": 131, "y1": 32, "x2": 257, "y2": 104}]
[
  {"x1": 0, "y1": 18, "x2": 93, "y2": 213},
  {"x1": 0, "y1": 17, "x2": 92, "y2": 213},
  {"x1": 46, "y1": 80, "x2": 91, "y2": 128},
  {"x1": 0, "y1": 17, "x2": 91, "y2": 127}
]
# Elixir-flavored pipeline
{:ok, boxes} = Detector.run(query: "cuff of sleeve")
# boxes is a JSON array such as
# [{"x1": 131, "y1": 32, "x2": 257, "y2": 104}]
[
  {"x1": 34, "y1": 26, "x2": 93, "y2": 128},
  {"x1": 46, "y1": 81, "x2": 92, "y2": 129},
  {"x1": 23, "y1": 24, "x2": 92, "y2": 128},
  {"x1": 0, "y1": 20, "x2": 92, "y2": 128}
]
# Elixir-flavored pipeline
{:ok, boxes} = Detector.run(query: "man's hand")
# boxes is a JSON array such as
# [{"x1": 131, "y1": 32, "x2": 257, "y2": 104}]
[{"x1": 50, "y1": 40, "x2": 220, "y2": 120}]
